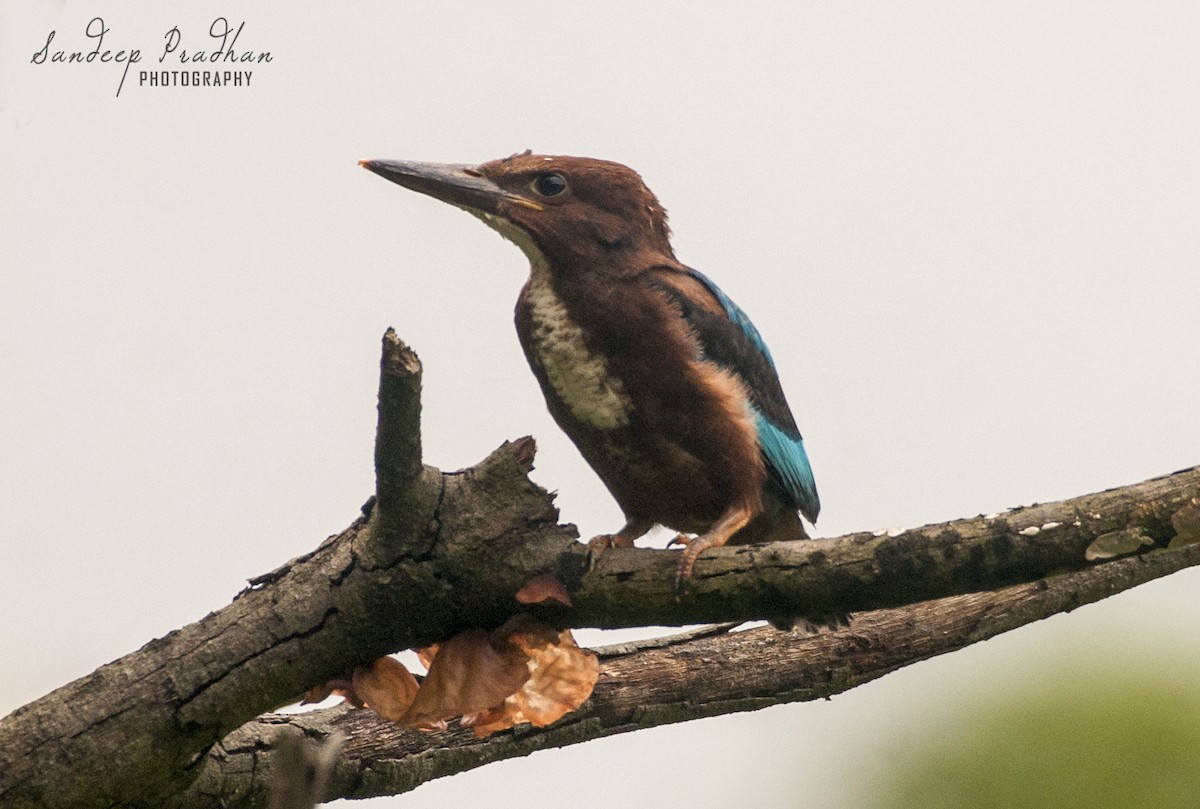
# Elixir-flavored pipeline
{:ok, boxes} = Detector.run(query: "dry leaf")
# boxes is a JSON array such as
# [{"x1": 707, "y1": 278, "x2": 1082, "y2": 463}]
[
  {"x1": 515, "y1": 574, "x2": 573, "y2": 607},
  {"x1": 312, "y1": 619, "x2": 598, "y2": 735},
  {"x1": 351, "y1": 656, "x2": 420, "y2": 722},
  {"x1": 491, "y1": 613, "x2": 561, "y2": 654},
  {"x1": 302, "y1": 657, "x2": 418, "y2": 719},
  {"x1": 509, "y1": 628, "x2": 600, "y2": 726},
  {"x1": 399, "y1": 630, "x2": 530, "y2": 727},
  {"x1": 302, "y1": 682, "x2": 337, "y2": 705},
  {"x1": 416, "y1": 644, "x2": 439, "y2": 671},
  {"x1": 459, "y1": 705, "x2": 509, "y2": 729},
  {"x1": 466, "y1": 615, "x2": 600, "y2": 737},
  {"x1": 302, "y1": 677, "x2": 360, "y2": 707}
]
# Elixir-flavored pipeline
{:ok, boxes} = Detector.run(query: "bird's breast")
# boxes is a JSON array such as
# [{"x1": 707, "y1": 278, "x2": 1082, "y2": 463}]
[{"x1": 520, "y1": 268, "x2": 633, "y2": 431}]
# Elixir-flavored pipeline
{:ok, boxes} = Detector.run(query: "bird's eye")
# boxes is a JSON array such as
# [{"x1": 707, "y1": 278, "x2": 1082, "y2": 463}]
[{"x1": 531, "y1": 173, "x2": 568, "y2": 197}]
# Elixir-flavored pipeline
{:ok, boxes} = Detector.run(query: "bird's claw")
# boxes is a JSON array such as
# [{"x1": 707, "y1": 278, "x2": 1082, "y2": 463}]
[
  {"x1": 665, "y1": 533, "x2": 691, "y2": 549},
  {"x1": 674, "y1": 538, "x2": 714, "y2": 594},
  {"x1": 585, "y1": 533, "x2": 632, "y2": 572}
]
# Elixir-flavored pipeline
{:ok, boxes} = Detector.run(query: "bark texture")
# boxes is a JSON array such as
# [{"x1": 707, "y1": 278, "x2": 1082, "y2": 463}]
[
  {"x1": 1, "y1": 333, "x2": 1197, "y2": 809},
  {"x1": 183, "y1": 537, "x2": 1200, "y2": 807}
]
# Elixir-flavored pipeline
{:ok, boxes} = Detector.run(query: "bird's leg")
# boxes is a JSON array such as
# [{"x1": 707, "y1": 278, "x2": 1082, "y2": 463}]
[
  {"x1": 586, "y1": 518, "x2": 654, "y2": 570},
  {"x1": 676, "y1": 504, "x2": 752, "y2": 590}
]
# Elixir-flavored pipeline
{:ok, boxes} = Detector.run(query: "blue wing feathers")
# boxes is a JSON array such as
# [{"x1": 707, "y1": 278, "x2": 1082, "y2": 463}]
[
  {"x1": 684, "y1": 268, "x2": 820, "y2": 523},
  {"x1": 755, "y1": 412, "x2": 820, "y2": 523},
  {"x1": 686, "y1": 269, "x2": 777, "y2": 366}
]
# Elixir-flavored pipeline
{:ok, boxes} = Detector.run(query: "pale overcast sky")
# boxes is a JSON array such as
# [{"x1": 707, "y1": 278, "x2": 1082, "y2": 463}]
[{"x1": 2, "y1": 2, "x2": 1199, "y2": 807}]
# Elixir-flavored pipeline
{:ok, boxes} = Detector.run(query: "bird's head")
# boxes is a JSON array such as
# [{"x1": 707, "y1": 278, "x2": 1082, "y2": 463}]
[{"x1": 360, "y1": 151, "x2": 676, "y2": 277}]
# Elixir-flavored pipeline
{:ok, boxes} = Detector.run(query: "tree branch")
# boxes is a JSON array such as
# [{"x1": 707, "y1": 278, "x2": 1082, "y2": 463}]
[
  {"x1": 181, "y1": 537, "x2": 1200, "y2": 807},
  {"x1": 571, "y1": 465, "x2": 1200, "y2": 627},
  {"x1": 1, "y1": 334, "x2": 1197, "y2": 808},
  {"x1": 373, "y1": 329, "x2": 423, "y2": 517}
]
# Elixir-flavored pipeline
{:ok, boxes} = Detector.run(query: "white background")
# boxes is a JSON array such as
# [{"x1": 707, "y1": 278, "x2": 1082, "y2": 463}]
[{"x1": 2, "y1": 2, "x2": 1198, "y2": 806}]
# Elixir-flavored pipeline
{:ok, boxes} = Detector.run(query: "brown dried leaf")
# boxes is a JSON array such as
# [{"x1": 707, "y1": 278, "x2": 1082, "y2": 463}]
[
  {"x1": 468, "y1": 616, "x2": 600, "y2": 737},
  {"x1": 399, "y1": 630, "x2": 530, "y2": 728},
  {"x1": 498, "y1": 614, "x2": 562, "y2": 652},
  {"x1": 459, "y1": 705, "x2": 509, "y2": 730},
  {"x1": 351, "y1": 656, "x2": 420, "y2": 722},
  {"x1": 416, "y1": 644, "x2": 439, "y2": 671},
  {"x1": 515, "y1": 573, "x2": 573, "y2": 607},
  {"x1": 507, "y1": 629, "x2": 599, "y2": 727},
  {"x1": 465, "y1": 708, "x2": 520, "y2": 736},
  {"x1": 302, "y1": 677, "x2": 360, "y2": 707},
  {"x1": 302, "y1": 683, "x2": 336, "y2": 705}
]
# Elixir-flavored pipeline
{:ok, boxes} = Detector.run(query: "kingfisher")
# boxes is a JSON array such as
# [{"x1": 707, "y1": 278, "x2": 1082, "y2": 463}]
[{"x1": 361, "y1": 152, "x2": 819, "y2": 587}]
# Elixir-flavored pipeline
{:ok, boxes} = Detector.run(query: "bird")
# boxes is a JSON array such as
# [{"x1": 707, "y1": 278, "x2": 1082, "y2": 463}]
[{"x1": 360, "y1": 152, "x2": 819, "y2": 588}]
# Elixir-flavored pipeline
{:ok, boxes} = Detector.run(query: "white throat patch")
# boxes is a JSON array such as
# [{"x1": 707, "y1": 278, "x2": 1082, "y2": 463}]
[{"x1": 466, "y1": 207, "x2": 633, "y2": 431}]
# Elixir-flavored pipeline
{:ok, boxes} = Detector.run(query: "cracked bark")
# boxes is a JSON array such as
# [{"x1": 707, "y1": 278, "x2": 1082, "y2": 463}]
[
  {"x1": 1, "y1": 333, "x2": 1198, "y2": 808},
  {"x1": 182, "y1": 538, "x2": 1200, "y2": 807}
]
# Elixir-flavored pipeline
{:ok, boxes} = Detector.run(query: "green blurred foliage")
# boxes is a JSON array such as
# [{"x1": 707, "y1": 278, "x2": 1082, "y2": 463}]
[{"x1": 875, "y1": 668, "x2": 1200, "y2": 809}]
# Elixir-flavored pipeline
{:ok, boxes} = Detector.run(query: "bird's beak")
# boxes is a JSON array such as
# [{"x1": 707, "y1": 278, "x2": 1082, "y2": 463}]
[{"x1": 358, "y1": 159, "x2": 544, "y2": 213}]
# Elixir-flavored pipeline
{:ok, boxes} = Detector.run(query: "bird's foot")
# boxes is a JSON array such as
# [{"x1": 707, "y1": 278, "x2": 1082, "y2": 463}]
[
  {"x1": 675, "y1": 535, "x2": 720, "y2": 592},
  {"x1": 587, "y1": 531, "x2": 635, "y2": 553},
  {"x1": 665, "y1": 533, "x2": 692, "y2": 548},
  {"x1": 672, "y1": 505, "x2": 753, "y2": 593},
  {"x1": 585, "y1": 520, "x2": 650, "y2": 571}
]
